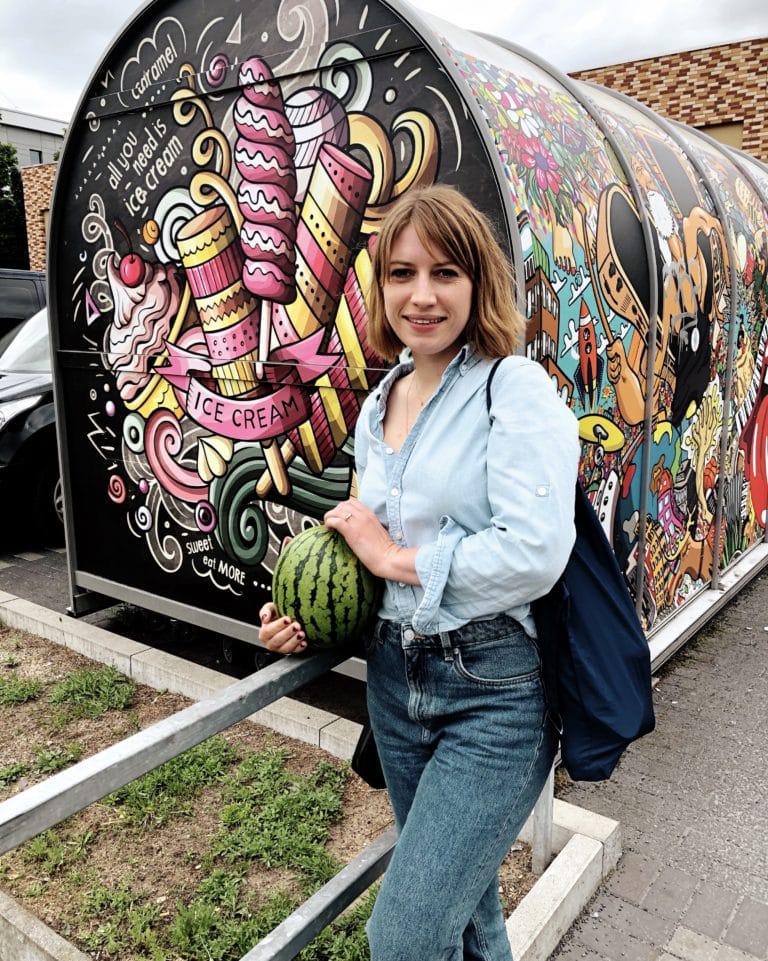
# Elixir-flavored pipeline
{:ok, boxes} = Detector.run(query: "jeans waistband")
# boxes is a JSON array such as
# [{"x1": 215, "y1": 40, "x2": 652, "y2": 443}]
[{"x1": 374, "y1": 614, "x2": 522, "y2": 656}]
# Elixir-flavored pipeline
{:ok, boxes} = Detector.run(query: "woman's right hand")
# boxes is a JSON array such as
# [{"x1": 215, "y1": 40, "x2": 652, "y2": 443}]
[{"x1": 258, "y1": 603, "x2": 308, "y2": 654}]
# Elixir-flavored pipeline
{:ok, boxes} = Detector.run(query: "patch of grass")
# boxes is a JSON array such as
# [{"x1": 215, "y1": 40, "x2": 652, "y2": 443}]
[
  {"x1": 34, "y1": 742, "x2": 84, "y2": 775},
  {"x1": 298, "y1": 888, "x2": 378, "y2": 961},
  {"x1": 22, "y1": 830, "x2": 68, "y2": 875},
  {"x1": 170, "y1": 888, "x2": 297, "y2": 961},
  {"x1": 79, "y1": 876, "x2": 165, "y2": 959},
  {"x1": 48, "y1": 666, "x2": 135, "y2": 720},
  {"x1": 212, "y1": 748, "x2": 348, "y2": 892},
  {"x1": 0, "y1": 675, "x2": 43, "y2": 705},
  {"x1": 0, "y1": 761, "x2": 31, "y2": 788},
  {"x1": 105, "y1": 736, "x2": 237, "y2": 828},
  {"x1": 21, "y1": 827, "x2": 97, "y2": 876},
  {"x1": 72, "y1": 748, "x2": 360, "y2": 960},
  {"x1": 0, "y1": 651, "x2": 20, "y2": 668}
]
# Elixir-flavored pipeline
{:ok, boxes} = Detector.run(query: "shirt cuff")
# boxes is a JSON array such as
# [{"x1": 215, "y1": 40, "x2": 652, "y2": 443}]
[{"x1": 412, "y1": 515, "x2": 465, "y2": 633}]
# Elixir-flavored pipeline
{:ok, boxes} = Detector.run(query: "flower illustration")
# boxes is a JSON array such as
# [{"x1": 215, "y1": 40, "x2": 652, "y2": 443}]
[{"x1": 519, "y1": 136, "x2": 562, "y2": 194}]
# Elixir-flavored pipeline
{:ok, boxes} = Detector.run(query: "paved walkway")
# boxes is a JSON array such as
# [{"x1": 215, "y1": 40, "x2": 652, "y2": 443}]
[{"x1": 554, "y1": 567, "x2": 768, "y2": 961}]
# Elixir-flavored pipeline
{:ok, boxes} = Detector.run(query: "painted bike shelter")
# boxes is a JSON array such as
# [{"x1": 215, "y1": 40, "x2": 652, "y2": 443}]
[{"x1": 49, "y1": 0, "x2": 768, "y2": 663}]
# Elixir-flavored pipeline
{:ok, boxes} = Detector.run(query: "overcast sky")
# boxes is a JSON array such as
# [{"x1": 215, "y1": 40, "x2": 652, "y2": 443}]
[{"x1": 1, "y1": 0, "x2": 766, "y2": 123}]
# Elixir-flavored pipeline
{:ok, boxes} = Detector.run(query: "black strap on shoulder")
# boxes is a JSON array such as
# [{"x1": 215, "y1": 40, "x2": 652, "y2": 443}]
[{"x1": 485, "y1": 358, "x2": 504, "y2": 416}]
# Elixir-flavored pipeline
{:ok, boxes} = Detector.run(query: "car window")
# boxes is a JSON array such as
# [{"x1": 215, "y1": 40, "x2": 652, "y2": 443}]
[
  {"x1": 0, "y1": 308, "x2": 51, "y2": 372},
  {"x1": 0, "y1": 277, "x2": 42, "y2": 322}
]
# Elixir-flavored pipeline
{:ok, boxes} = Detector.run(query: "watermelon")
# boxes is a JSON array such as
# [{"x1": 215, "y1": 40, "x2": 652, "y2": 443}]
[{"x1": 271, "y1": 526, "x2": 381, "y2": 648}]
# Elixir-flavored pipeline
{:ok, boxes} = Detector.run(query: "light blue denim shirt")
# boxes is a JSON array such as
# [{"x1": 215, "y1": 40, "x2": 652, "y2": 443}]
[{"x1": 355, "y1": 345, "x2": 580, "y2": 636}]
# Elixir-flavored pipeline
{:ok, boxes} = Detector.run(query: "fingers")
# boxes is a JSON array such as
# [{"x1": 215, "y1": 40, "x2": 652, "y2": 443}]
[
  {"x1": 259, "y1": 602, "x2": 277, "y2": 624},
  {"x1": 259, "y1": 605, "x2": 307, "y2": 654},
  {"x1": 324, "y1": 500, "x2": 358, "y2": 538},
  {"x1": 324, "y1": 499, "x2": 356, "y2": 525}
]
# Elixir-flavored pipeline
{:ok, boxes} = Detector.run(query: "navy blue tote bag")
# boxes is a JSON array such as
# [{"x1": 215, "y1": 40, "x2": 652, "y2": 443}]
[
  {"x1": 487, "y1": 360, "x2": 655, "y2": 781},
  {"x1": 531, "y1": 482, "x2": 656, "y2": 781}
]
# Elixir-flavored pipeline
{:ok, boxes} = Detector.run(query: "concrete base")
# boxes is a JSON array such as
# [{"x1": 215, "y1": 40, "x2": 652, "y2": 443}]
[
  {"x1": 0, "y1": 890, "x2": 91, "y2": 961},
  {"x1": 0, "y1": 593, "x2": 620, "y2": 960},
  {"x1": 513, "y1": 801, "x2": 621, "y2": 961}
]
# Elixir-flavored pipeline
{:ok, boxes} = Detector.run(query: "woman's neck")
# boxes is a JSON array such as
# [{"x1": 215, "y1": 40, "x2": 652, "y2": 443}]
[{"x1": 409, "y1": 347, "x2": 460, "y2": 394}]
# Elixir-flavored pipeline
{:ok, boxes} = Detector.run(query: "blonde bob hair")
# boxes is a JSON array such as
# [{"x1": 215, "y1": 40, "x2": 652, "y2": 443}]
[{"x1": 367, "y1": 185, "x2": 524, "y2": 361}]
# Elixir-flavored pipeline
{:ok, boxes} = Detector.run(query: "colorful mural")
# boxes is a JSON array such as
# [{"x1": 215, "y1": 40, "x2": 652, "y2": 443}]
[
  {"x1": 51, "y1": 0, "x2": 768, "y2": 640},
  {"x1": 438, "y1": 29, "x2": 767, "y2": 630},
  {"x1": 52, "y1": 0, "x2": 503, "y2": 622}
]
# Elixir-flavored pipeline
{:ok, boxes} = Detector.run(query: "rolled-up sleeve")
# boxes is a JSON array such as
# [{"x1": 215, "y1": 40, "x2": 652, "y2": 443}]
[{"x1": 412, "y1": 359, "x2": 579, "y2": 630}]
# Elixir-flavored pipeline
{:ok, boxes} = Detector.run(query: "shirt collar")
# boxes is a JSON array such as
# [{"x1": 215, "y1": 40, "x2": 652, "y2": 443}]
[{"x1": 371, "y1": 344, "x2": 482, "y2": 418}]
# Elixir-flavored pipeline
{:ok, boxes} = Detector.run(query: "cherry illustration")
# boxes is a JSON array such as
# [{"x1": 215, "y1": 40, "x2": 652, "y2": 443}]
[{"x1": 114, "y1": 220, "x2": 145, "y2": 287}]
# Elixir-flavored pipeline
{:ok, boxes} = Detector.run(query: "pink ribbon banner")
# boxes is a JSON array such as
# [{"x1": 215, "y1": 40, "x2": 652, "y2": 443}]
[{"x1": 157, "y1": 328, "x2": 340, "y2": 441}]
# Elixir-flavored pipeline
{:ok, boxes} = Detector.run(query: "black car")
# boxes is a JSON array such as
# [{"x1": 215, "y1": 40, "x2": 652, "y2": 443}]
[{"x1": 0, "y1": 307, "x2": 63, "y2": 544}]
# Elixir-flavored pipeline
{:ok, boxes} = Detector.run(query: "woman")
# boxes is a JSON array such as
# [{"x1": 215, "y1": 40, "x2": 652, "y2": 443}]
[{"x1": 260, "y1": 185, "x2": 579, "y2": 961}]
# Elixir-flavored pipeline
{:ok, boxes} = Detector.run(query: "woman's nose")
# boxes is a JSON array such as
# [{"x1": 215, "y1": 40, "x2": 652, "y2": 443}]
[{"x1": 410, "y1": 273, "x2": 437, "y2": 303}]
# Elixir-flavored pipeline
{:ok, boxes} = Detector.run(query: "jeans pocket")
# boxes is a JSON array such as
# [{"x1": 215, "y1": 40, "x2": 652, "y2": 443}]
[
  {"x1": 452, "y1": 630, "x2": 540, "y2": 688},
  {"x1": 362, "y1": 619, "x2": 386, "y2": 657}
]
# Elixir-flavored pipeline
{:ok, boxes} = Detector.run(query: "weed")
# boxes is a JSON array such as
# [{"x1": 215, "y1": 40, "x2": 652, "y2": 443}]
[
  {"x1": 48, "y1": 666, "x2": 134, "y2": 719},
  {"x1": 79, "y1": 876, "x2": 165, "y2": 958},
  {"x1": 196, "y1": 867, "x2": 247, "y2": 912},
  {"x1": 0, "y1": 675, "x2": 43, "y2": 704},
  {"x1": 212, "y1": 748, "x2": 347, "y2": 892},
  {"x1": 105, "y1": 736, "x2": 237, "y2": 828},
  {"x1": 298, "y1": 888, "x2": 378, "y2": 961},
  {"x1": 22, "y1": 830, "x2": 67, "y2": 874},
  {"x1": 169, "y1": 889, "x2": 296, "y2": 961},
  {"x1": 0, "y1": 761, "x2": 31, "y2": 788},
  {"x1": 34, "y1": 742, "x2": 83, "y2": 775},
  {"x1": 20, "y1": 825, "x2": 96, "y2": 876},
  {"x1": 25, "y1": 881, "x2": 47, "y2": 898},
  {"x1": 0, "y1": 651, "x2": 20, "y2": 668}
]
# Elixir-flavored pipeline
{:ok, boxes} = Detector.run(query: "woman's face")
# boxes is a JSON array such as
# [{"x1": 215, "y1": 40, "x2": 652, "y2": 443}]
[{"x1": 382, "y1": 223, "x2": 474, "y2": 367}]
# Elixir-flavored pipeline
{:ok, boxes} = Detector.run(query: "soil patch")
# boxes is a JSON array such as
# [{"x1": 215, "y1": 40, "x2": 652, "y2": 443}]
[{"x1": 0, "y1": 626, "x2": 536, "y2": 958}]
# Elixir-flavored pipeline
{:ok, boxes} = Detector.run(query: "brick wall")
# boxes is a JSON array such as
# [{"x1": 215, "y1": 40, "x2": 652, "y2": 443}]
[
  {"x1": 570, "y1": 37, "x2": 768, "y2": 163},
  {"x1": 20, "y1": 163, "x2": 57, "y2": 271}
]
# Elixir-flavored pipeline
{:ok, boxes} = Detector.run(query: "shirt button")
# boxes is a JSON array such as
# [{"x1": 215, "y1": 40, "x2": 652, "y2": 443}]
[
  {"x1": 398, "y1": 582, "x2": 406, "y2": 588},
  {"x1": 390, "y1": 487, "x2": 400, "y2": 497},
  {"x1": 403, "y1": 628, "x2": 415, "y2": 641},
  {"x1": 393, "y1": 531, "x2": 403, "y2": 541},
  {"x1": 385, "y1": 446, "x2": 394, "y2": 455}
]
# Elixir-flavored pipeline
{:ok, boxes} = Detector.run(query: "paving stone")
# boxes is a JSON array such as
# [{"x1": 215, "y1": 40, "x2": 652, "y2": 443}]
[
  {"x1": 589, "y1": 891, "x2": 676, "y2": 944},
  {"x1": 604, "y1": 852, "x2": 661, "y2": 906},
  {"x1": 681, "y1": 882, "x2": 740, "y2": 941},
  {"x1": 641, "y1": 866, "x2": 699, "y2": 921},
  {"x1": 575, "y1": 918, "x2": 660, "y2": 961},
  {"x1": 551, "y1": 937, "x2": 609, "y2": 961},
  {"x1": 723, "y1": 898, "x2": 768, "y2": 959},
  {"x1": 666, "y1": 926, "x2": 761, "y2": 961}
]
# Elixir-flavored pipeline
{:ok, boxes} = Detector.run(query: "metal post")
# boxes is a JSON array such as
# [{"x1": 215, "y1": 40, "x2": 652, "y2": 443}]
[{"x1": 530, "y1": 765, "x2": 554, "y2": 875}]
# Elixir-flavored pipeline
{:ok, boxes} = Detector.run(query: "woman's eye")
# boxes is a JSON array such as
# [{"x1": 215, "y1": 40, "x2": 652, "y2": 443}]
[
  {"x1": 436, "y1": 268, "x2": 459, "y2": 279},
  {"x1": 389, "y1": 268, "x2": 412, "y2": 280}
]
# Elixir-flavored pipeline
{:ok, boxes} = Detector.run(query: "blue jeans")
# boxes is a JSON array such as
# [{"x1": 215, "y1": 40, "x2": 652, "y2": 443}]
[{"x1": 365, "y1": 615, "x2": 556, "y2": 961}]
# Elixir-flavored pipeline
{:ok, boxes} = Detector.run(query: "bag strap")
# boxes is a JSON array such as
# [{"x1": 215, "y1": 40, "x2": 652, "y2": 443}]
[{"x1": 485, "y1": 357, "x2": 504, "y2": 416}]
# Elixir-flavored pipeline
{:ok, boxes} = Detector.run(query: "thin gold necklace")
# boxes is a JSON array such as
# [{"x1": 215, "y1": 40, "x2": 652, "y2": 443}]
[{"x1": 405, "y1": 374, "x2": 430, "y2": 428}]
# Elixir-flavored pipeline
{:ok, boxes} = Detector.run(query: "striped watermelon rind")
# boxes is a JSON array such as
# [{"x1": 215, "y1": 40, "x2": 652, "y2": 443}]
[{"x1": 271, "y1": 526, "x2": 381, "y2": 648}]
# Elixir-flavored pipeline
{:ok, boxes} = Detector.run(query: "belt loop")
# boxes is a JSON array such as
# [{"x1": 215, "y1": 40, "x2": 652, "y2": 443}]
[{"x1": 439, "y1": 630, "x2": 454, "y2": 662}]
